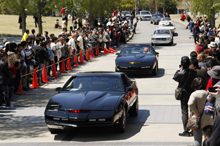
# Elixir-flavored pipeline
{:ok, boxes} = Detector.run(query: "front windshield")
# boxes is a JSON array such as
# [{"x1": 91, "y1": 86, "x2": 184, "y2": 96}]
[
  {"x1": 153, "y1": 14, "x2": 163, "y2": 17},
  {"x1": 141, "y1": 11, "x2": 150, "y2": 15},
  {"x1": 154, "y1": 29, "x2": 170, "y2": 34},
  {"x1": 122, "y1": 11, "x2": 129, "y2": 14},
  {"x1": 120, "y1": 46, "x2": 154, "y2": 55},
  {"x1": 62, "y1": 76, "x2": 123, "y2": 92},
  {"x1": 161, "y1": 22, "x2": 173, "y2": 26}
]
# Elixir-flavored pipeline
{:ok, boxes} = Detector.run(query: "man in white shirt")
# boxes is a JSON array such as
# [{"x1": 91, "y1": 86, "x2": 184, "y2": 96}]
[
  {"x1": 215, "y1": 32, "x2": 220, "y2": 46},
  {"x1": 50, "y1": 37, "x2": 59, "y2": 70},
  {"x1": 83, "y1": 18, "x2": 89, "y2": 28},
  {"x1": 69, "y1": 33, "x2": 76, "y2": 55}
]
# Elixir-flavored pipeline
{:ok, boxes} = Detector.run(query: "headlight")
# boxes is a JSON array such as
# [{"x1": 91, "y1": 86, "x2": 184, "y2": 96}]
[
  {"x1": 166, "y1": 38, "x2": 170, "y2": 40},
  {"x1": 47, "y1": 104, "x2": 59, "y2": 111},
  {"x1": 151, "y1": 38, "x2": 155, "y2": 40},
  {"x1": 120, "y1": 66, "x2": 128, "y2": 69}
]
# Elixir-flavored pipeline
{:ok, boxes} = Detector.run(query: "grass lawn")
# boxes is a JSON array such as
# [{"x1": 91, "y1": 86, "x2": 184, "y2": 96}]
[
  {"x1": 0, "y1": 14, "x2": 71, "y2": 37},
  {"x1": 0, "y1": 14, "x2": 220, "y2": 37}
]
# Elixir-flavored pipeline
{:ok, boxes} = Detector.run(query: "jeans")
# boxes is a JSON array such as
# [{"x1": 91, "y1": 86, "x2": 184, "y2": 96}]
[
  {"x1": 0, "y1": 85, "x2": 10, "y2": 106},
  {"x1": 47, "y1": 61, "x2": 53, "y2": 76},
  {"x1": 180, "y1": 91, "x2": 190, "y2": 132},
  {"x1": 38, "y1": 63, "x2": 44, "y2": 81},
  {"x1": 194, "y1": 35, "x2": 199, "y2": 44},
  {"x1": 193, "y1": 129, "x2": 203, "y2": 146},
  {"x1": 54, "y1": 56, "x2": 58, "y2": 71},
  {"x1": 105, "y1": 42, "x2": 110, "y2": 49},
  {"x1": 189, "y1": 27, "x2": 193, "y2": 38}
]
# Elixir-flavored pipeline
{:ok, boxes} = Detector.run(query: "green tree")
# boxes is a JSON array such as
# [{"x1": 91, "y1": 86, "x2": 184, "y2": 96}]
[
  {"x1": 191, "y1": 0, "x2": 220, "y2": 27},
  {"x1": 2, "y1": 0, "x2": 29, "y2": 34}
]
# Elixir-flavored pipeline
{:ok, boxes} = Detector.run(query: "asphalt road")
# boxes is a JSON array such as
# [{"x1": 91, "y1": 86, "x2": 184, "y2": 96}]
[{"x1": 0, "y1": 20, "x2": 196, "y2": 146}]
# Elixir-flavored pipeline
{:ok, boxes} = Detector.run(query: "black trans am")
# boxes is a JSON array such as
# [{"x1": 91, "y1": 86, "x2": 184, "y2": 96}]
[
  {"x1": 45, "y1": 72, "x2": 138, "y2": 134},
  {"x1": 115, "y1": 44, "x2": 159, "y2": 75}
]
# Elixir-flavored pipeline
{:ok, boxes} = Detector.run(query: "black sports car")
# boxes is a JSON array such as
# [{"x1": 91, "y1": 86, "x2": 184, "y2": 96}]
[
  {"x1": 45, "y1": 72, "x2": 138, "y2": 134},
  {"x1": 150, "y1": 13, "x2": 164, "y2": 25},
  {"x1": 115, "y1": 44, "x2": 159, "y2": 75}
]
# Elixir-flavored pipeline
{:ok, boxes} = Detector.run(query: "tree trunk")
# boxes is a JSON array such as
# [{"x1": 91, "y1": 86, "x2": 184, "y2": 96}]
[
  {"x1": 38, "y1": 2, "x2": 43, "y2": 35},
  {"x1": 21, "y1": 9, "x2": 26, "y2": 35},
  {"x1": 210, "y1": 8, "x2": 215, "y2": 28},
  {"x1": 138, "y1": 0, "x2": 141, "y2": 10}
]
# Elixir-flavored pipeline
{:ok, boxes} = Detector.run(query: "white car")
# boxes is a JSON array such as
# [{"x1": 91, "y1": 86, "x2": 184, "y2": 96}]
[
  {"x1": 151, "y1": 29, "x2": 173, "y2": 46},
  {"x1": 159, "y1": 21, "x2": 175, "y2": 34},
  {"x1": 121, "y1": 11, "x2": 132, "y2": 18},
  {"x1": 136, "y1": 11, "x2": 152, "y2": 21}
]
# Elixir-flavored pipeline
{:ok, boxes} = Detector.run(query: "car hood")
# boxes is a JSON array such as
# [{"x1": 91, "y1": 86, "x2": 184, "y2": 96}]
[
  {"x1": 116, "y1": 54, "x2": 155, "y2": 67},
  {"x1": 48, "y1": 91, "x2": 123, "y2": 111},
  {"x1": 152, "y1": 34, "x2": 171, "y2": 38}
]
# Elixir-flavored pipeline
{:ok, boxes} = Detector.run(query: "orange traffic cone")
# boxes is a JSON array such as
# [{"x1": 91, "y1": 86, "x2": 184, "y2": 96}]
[
  {"x1": 67, "y1": 56, "x2": 73, "y2": 70},
  {"x1": 109, "y1": 47, "x2": 117, "y2": 52},
  {"x1": 103, "y1": 48, "x2": 108, "y2": 54},
  {"x1": 31, "y1": 69, "x2": 40, "y2": 89},
  {"x1": 79, "y1": 50, "x2": 85, "y2": 63},
  {"x1": 42, "y1": 65, "x2": 49, "y2": 83},
  {"x1": 74, "y1": 54, "x2": 79, "y2": 67},
  {"x1": 96, "y1": 45, "x2": 100, "y2": 56},
  {"x1": 60, "y1": 58, "x2": 67, "y2": 73},
  {"x1": 17, "y1": 81, "x2": 26, "y2": 95},
  {"x1": 51, "y1": 61, "x2": 58, "y2": 78},
  {"x1": 86, "y1": 49, "x2": 91, "y2": 61},
  {"x1": 195, "y1": 43, "x2": 199, "y2": 54},
  {"x1": 91, "y1": 46, "x2": 95, "y2": 58}
]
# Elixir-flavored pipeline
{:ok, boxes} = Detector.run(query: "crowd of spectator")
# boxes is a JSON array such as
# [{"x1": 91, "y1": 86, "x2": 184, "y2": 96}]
[
  {"x1": 173, "y1": 16, "x2": 220, "y2": 146},
  {"x1": 0, "y1": 10, "x2": 137, "y2": 109}
]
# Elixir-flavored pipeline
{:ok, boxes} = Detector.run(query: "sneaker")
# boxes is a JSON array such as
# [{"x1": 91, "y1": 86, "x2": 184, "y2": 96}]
[
  {"x1": 5, "y1": 105, "x2": 14, "y2": 109},
  {"x1": 179, "y1": 131, "x2": 190, "y2": 137}
]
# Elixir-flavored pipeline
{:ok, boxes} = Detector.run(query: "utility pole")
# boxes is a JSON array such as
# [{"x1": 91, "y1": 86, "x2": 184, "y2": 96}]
[{"x1": 155, "y1": 0, "x2": 157, "y2": 13}]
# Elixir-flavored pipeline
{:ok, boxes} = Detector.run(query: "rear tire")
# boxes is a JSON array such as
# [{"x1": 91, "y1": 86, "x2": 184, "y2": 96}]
[
  {"x1": 48, "y1": 128, "x2": 61, "y2": 134},
  {"x1": 129, "y1": 97, "x2": 138, "y2": 116},
  {"x1": 115, "y1": 106, "x2": 126, "y2": 133}
]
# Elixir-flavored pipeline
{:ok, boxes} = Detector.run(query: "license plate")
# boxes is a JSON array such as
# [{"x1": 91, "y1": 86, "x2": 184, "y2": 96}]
[{"x1": 47, "y1": 125, "x2": 63, "y2": 129}]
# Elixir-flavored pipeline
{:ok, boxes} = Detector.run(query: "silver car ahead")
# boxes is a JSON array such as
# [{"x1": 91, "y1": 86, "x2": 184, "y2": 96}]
[
  {"x1": 136, "y1": 11, "x2": 152, "y2": 21},
  {"x1": 151, "y1": 29, "x2": 173, "y2": 46}
]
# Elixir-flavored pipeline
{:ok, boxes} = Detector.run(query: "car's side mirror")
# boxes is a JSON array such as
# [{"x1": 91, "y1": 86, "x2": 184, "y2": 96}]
[
  {"x1": 126, "y1": 87, "x2": 133, "y2": 92},
  {"x1": 55, "y1": 87, "x2": 62, "y2": 92},
  {"x1": 116, "y1": 53, "x2": 119, "y2": 55},
  {"x1": 156, "y1": 52, "x2": 159, "y2": 55}
]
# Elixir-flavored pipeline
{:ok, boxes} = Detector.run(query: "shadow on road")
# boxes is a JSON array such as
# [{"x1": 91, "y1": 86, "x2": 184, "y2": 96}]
[{"x1": 53, "y1": 109, "x2": 150, "y2": 142}]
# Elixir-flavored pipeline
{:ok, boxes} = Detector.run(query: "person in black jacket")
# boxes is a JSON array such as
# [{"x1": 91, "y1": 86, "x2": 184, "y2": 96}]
[
  {"x1": 0, "y1": 53, "x2": 13, "y2": 109},
  {"x1": 37, "y1": 42, "x2": 48, "y2": 83},
  {"x1": 173, "y1": 56, "x2": 197, "y2": 136}
]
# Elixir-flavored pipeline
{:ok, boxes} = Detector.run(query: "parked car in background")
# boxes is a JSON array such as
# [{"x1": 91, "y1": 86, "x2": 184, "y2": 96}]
[
  {"x1": 150, "y1": 13, "x2": 164, "y2": 25},
  {"x1": 136, "y1": 11, "x2": 152, "y2": 21},
  {"x1": 159, "y1": 21, "x2": 175, "y2": 34},
  {"x1": 151, "y1": 29, "x2": 173, "y2": 46},
  {"x1": 121, "y1": 11, "x2": 132, "y2": 18}
]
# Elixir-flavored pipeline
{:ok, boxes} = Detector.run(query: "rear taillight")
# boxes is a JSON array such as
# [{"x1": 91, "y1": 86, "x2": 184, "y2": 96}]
[{"x1": 68, "y1": 110, "x2": 91, "y2": 113}]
